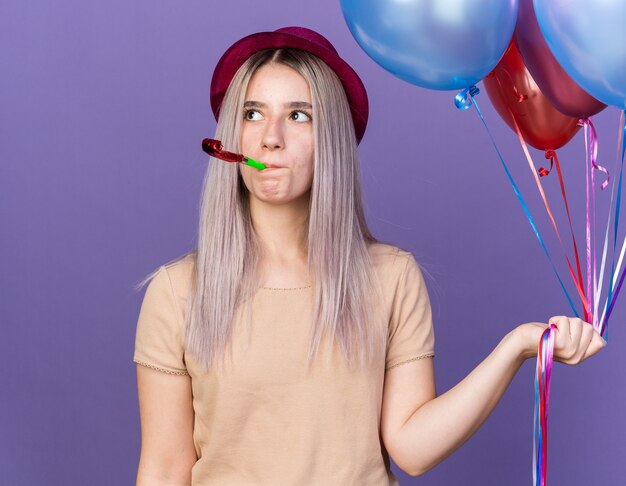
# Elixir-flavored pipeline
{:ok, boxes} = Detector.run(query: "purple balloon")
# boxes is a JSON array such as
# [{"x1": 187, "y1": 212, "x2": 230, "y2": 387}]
[{"x1": 515, "y1": 0, "x2": 605, "y2": 118}]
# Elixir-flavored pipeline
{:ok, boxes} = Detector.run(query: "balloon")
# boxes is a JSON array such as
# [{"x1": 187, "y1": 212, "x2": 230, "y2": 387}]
[
  {"x1": 515, "y1": 0, "x2": 606, "y2": 118},
  {"x1": 483, "y1": 40, "x2": 581, "y2": 151},
  {"x1": 340, "y1": 0, "x2": 519, "y2": 91},
  {"x1": 533, "y1": 0, "x2": 626, "y2": 110}
]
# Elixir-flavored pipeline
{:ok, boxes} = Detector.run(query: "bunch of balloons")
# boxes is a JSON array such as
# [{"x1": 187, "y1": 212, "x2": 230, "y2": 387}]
[
  {"x1": 342, "y1": 0, "x2": 626, "y2": 324},
  {"x1": 341, "y1": 0, "x2": 625, "y2": 140},
  {"x1": 341, "y1": 0, "x2": 626, "y2": 328},
  {"x1": 341, "y1": 2, "x2": 625, "y2": 485}
]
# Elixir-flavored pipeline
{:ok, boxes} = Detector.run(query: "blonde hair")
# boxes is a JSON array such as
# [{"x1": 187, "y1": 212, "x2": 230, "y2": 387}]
[{"x1": 138, "y1": 48, "x2": 385, "y2": 373}]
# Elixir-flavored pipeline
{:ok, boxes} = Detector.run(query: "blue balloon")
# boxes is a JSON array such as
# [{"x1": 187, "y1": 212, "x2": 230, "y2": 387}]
[
  {"x1": 534, "y1": 0, "x2": 626, "y2": 110},
  {"x1": 340, "y1": 0, "x2": 518, "y2": 91}
]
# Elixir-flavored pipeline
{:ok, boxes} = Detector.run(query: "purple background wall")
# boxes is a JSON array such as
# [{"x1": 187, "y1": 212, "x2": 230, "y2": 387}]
[{"x1": 1, "y1": 1, "x2": 624, "y2": 484}]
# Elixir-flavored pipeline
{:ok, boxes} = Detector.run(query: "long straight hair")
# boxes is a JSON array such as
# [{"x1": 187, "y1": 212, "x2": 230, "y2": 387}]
[{"x1": 138, "y1": 48, "x2": 385, "y2": 373}]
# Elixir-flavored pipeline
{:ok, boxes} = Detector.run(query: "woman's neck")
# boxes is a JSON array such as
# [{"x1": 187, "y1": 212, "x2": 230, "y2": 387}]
[{"x1": 249, "y1": 193, "x2": 310, "y2": 263}]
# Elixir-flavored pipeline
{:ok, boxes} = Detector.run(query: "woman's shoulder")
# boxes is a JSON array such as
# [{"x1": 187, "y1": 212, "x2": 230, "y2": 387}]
[
  {"x1": 159, "y1": 252, "x2": 196, "y2": 295},
  {"x1": 367, "y1": 241, "x2": 415, "y2": 276}
]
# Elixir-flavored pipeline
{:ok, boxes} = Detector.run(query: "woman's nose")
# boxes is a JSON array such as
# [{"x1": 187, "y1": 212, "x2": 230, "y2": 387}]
[{"x1": 261, "y1": 119, "x2": 284, "y2": 150}]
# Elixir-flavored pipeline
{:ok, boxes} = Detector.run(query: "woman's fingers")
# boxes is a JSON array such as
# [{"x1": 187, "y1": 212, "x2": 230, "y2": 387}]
[
  {"x1": 574, "y1": 322, "x2": 594, "y2": 363},
  {"x1": 549, "y1": 316, "x2": 574, "y2": 363},
  {"x1": 583, "y1": 327, "x2": 607, "y2": 360},
  {"x1": 548, "y1": 316, "x2": 606, "y2": 365}
]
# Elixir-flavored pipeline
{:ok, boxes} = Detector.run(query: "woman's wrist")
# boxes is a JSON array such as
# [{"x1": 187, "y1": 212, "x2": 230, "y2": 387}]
[{"x1": 508, "y1": 323, "x2": 545, "y2": 362}]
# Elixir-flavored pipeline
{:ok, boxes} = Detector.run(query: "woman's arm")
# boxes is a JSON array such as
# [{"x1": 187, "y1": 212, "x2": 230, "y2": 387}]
[
  {"x1": 136, "y1": 365, "x2": 197, "y2": 486},
  {"x1": 382, "y1": 316, "x2": 606, "y2": 477}
]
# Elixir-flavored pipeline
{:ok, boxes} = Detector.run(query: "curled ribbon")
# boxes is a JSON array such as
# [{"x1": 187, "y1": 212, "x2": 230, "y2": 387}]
[
  {"x1": 537, "y1": 150, "x2": 554, "y2": 178},
  {"x1": 454, "y1": 85, "x2": 480, "y2": 110},
  {"x1": 581, "y1": 118, "x2": 609, "y2": 190}
]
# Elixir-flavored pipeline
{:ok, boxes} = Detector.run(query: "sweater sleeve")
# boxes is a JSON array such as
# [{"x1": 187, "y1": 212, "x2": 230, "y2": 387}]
[
  {"x1": 133, "y1": 266, "x2": 189, "y2": 376},
  {"x1": 385, "y1": 253, "x2": 435, "y2": 371}
]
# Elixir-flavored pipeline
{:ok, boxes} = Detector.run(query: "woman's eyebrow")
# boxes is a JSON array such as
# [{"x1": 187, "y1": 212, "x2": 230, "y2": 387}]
[
  {"x1": 243, "y1": 101, "x2": 312, "y2": 109},
  {"x1": 287, "y1": 101, "x2": 313, "y2": 109}
]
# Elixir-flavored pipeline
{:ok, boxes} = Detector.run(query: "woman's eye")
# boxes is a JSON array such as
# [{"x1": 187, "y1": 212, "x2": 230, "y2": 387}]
[
  {"x1": 290, "y1": 110, "x2": 312, "y2": 122},
  {"x1": 244, "y1": 109, "x2": 262, "y2": 121}
]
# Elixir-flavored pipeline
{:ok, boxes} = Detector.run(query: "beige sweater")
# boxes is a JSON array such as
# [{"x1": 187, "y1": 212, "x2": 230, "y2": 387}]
[{"x1": 134, "y1": 243, "x2": 435, "y2": 485}]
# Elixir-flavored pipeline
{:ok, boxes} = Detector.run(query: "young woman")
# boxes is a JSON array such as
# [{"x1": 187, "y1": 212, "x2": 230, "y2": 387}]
[{"x1": 133, "y1": 27, "x2": 605, "y2": 485}]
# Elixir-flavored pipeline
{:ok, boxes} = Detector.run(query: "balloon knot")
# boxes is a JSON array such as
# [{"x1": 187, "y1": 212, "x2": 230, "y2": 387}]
[
  {"x1": 454, "y1": 85, "x2": 480, "y2": 110},
  {"x1": 539, "y1": 150, "x2": 556, "y2": 177}
]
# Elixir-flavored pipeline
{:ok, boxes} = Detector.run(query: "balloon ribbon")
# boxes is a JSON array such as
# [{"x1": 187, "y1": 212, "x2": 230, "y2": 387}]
[
  {"x1": 455, "y1": 86, "x2": 579, "y2": 316},
  {"x1": 581, "y1": 118, "x2": 609, "y2": 332},
  {"x1": 533, "y1": 323, "x2": 556, "y2": 486},
  {"x1": 489, "y1": 70, "x2": 590, "y2": 321},
  {"x1": 456, "y1": 86, "x2": 578, "y2": 486},
  {"x1": 600, "y1": 110, "x2": 626, "y2": 337},
  {"x1": 508, "y1": 118, "x2": 590, "y2": 321},
  {"x1": 542, "y1": 150, "x2": 588, "y2": 322}
]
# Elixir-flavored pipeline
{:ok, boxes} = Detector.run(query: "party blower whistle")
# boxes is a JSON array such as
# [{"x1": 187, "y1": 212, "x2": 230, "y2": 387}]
[{"x1": 201, "y1": 138, "x2": 266, "y2": 170}]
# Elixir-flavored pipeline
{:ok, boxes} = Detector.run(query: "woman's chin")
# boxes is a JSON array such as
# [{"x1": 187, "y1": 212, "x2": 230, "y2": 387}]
[{"x1": 251, "y1": 190, "x2": 310, "y2": 207}]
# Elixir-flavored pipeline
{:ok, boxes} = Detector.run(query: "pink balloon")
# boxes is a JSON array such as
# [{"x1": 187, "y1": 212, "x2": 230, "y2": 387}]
[{"x1": 515, "y1": 0, "x2": 606, "y2": 119}]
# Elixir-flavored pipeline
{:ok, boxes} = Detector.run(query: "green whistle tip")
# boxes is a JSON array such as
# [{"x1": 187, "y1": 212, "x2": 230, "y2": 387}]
[{"x1": 245, "y1": 158, "x2": 266, "y2": 170}]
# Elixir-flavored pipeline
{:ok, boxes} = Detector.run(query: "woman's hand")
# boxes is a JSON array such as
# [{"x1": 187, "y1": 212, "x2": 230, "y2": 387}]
[{"x1": 515, "y1": 316, "x2": 606, "y2": 364}]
